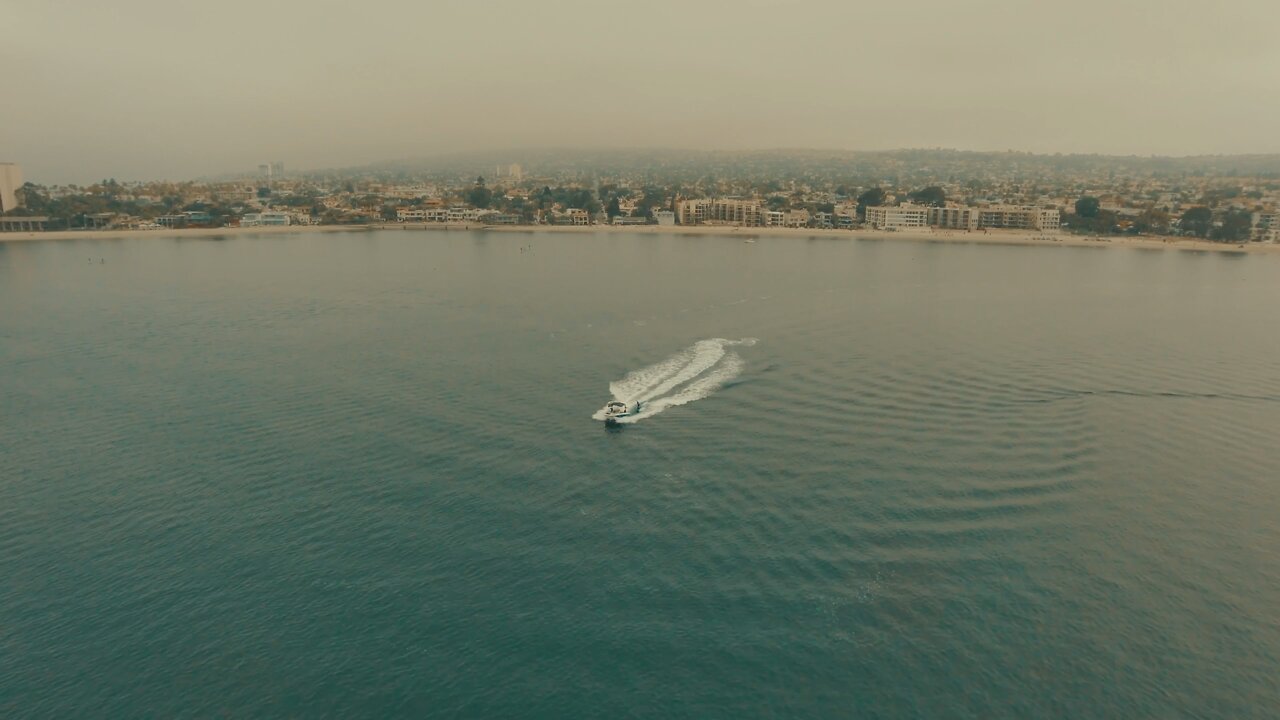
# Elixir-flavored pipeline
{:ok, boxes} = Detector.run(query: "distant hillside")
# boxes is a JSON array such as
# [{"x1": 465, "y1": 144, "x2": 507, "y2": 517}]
[{"x1": 316, "y1": 148, "x2": 1280, "y2": 183}]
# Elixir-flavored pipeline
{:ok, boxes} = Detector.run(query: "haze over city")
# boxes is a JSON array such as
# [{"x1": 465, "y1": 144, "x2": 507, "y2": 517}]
[{"x1": 5, "y1": 0, "x2": 1280, "y2": 183}]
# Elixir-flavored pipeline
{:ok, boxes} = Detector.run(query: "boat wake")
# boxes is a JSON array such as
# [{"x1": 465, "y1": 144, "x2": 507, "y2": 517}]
[{"x1": 593, "y1": 338, "x2": 757, "y2": 424}]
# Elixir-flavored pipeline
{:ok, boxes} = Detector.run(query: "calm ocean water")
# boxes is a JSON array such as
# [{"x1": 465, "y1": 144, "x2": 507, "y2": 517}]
[{"x1": 2, "y1": 230, "x2": 1279, "y2": 718}]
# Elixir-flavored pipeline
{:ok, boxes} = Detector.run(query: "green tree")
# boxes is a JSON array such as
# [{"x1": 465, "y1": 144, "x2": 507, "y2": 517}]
[
  {"x1": 1210, "y1": 208, "x2": 1252, "y2": 242},
  {"x1": 11, "y1": 183, "x2": 50, "y2": 215},
  {"x1": 908, "y1": 186, "x2": 947, "y2": 207},
  {"x1": 1075, "y1": 196, "x2": 1101, "y2": 218},
  {"x1": 466, "y1": 177, "x2": 493, "y2": 209},
  {"x1": 856, "y1": 187, "x2": 886, "y2": 219},
  {"x1": 1179, "y1": 206, "x2": 1213, "y2": 238},
  {"x1": 1133, "y1": 208, "x2": 1170, "y2": 235},
  {"x1": 606, "y1": 196, "x2": 621, "y2": 219}
]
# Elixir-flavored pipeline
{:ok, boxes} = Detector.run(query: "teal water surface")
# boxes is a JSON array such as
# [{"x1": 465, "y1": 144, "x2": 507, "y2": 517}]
[{"x1": 2, "y1": 230, "x2": 1279, "y2": 717}]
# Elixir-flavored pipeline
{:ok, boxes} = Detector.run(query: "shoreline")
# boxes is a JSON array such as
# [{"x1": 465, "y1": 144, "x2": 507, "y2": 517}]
[{"x1": 1, "y1": 221, "x2": 1276, "y2": 255}]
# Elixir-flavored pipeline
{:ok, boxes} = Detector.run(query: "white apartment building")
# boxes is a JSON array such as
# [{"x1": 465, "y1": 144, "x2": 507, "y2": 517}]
[
  {"x1": 865, "y1": 204, "x2": 930, "y2": 230},
  {"x1": 445, "y1": 207, "x2": 485, "y2": 223},
  {"x1": 0, "y1": 163, "x2": 23, "y2": 213},
  {"x1": 241, "y1": 211, "x2": 291, "y2": 227},
  {"x1": 654, "y1": 210, "x2": 676, "y2": 226},
  {"x1": 764, "y1": 210, "x2": 786, "y2": 227},
  {"x1": 397, "y1": 208, "x2": 449, "y2": 222}
]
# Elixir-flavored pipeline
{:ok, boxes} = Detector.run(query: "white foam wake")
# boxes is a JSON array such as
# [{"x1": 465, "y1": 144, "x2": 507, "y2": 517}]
[{"x1": 593, "y1": 338, "x2": 756, "y2": 423}]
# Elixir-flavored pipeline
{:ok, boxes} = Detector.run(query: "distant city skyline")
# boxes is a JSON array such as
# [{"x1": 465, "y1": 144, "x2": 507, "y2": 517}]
[{"x1": 5, "y1": 0, "x2": 1280, "y2": 184}]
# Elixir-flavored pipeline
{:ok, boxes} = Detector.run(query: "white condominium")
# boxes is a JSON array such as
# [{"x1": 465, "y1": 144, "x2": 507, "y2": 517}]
[
  {"x1": 888, "y1": 203, "x2": 1059, "y2": 232},
  {"x1": 397, "y1": 208, "x2": 449, "y2": 222},
  {"x1": 0, "y1": 163, "x2": 23, "y2": 213},
  {"x1": 864, "y1": 204, "x2": 929, "y2": 230}
]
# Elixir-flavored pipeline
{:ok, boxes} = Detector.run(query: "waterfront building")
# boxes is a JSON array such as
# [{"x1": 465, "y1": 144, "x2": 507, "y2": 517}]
[
  {"x1": 676, "y1": 198, "x2": 763, "y2": 226},
  {"x1": 927, "y1": 205, "x2": 980, "y2": 230},
  {"x1": 676, "y1": 199, "x2": 710, "y2": 225},
  {"x1": 784, "y1": 209, "x2": 810, "y2": 228},
  {"x1": 546, "y1": 208, "x2": 591, "y2": 225},
  {"x1": 1253, "y1": 212, "x2": 1279, "y2": 243},
  {"x1": 157, "y1": 210, "x2": 217, "y2": 229},
  {"x1": 444, "y1": 207, "x2": 485, "y2": 223},
  {"x1": 0, "y1": 216, "x2": 48, "y2": 232},
  {"x1": 654, "y1": 210, "x2": 676, "y2": 226},
  {"x1": 976, "y1": 205, "x2": 1059, "y2": 231},
  {"x1": 864, "y1": 204, "x2": 930, "y2": 230},
  {"x1": 706, "y1": 199, "x2": 763, "y2": 226},
  {"x1": 396, "y1": 208, "x2": 449, "y2": 222},
  {"x1": 0, "y1": 162, "x2": 23, "y2": 213},
  {"x1": 241, "y1": 211, "x2": 290, "y2": 227}
]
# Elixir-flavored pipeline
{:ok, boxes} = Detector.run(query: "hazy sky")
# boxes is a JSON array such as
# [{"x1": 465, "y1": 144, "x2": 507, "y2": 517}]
[{"x1": 5, "y1": 0, "x2": 1280, "y2": 183}]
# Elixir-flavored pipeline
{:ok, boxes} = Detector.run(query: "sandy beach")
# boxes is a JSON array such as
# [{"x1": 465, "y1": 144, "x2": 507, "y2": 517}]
[{"x1": 2, "y1": 221, "x2": 1276, "y2": 255}]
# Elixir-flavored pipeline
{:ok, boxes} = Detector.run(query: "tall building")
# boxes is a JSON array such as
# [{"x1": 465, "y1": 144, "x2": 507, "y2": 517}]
[
  {"x1": 1253, "y1": 212, "x2": 1279, "y2": 243},
  {"x1": 0, "y1": 163, "x2": 23, "y2": 213},
  {"x1": 676, "y1": 198, "x2": 763, "y2": 226},
  {"x1": 865, "y1": 204, "x2": 930, "y2": 230},
  {"x1": 927, "y1": 205, "x2": 980, "y2": 230}
]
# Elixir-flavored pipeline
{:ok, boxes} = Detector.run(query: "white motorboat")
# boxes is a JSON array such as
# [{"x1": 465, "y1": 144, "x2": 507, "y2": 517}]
[{"x1": 600, "y1": 400, "x2": 639, "y2": 425}]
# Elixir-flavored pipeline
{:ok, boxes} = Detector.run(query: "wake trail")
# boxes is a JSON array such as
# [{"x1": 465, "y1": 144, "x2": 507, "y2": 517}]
[{"x1": 594, "y1": 338, "x2": 756, "y2": 423}]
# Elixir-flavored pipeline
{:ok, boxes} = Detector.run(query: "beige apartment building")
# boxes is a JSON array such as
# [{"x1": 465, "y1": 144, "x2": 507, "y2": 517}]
[
  {"x1": 927, "y1": 205, "x2": 980, "y2": 230},
  {"x1": 676, "y1": 198, "x2": 763, "y2": 226},
  {"x1": 1252, "y1": 212, "x2": 1279, "y2": 242},
  {"x1": 865, "y1": 204, "x2": 930, "y2": 230},
  {"x1": 976, "y1": 205, "x2": 1060, "y2": 231},
  {"x1": 0, "y1": 163, "x2": 23, "y2": 213}
]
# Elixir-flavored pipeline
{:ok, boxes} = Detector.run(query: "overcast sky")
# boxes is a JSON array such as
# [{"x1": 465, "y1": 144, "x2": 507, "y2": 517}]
[{"x1": 5, "y1": 0, "x2": 1279, "y2": 183}]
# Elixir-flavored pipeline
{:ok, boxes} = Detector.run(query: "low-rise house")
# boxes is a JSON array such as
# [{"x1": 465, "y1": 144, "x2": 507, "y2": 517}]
[{"x1": 241, "y1": 211, "x2": 290, "y2": 227}]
